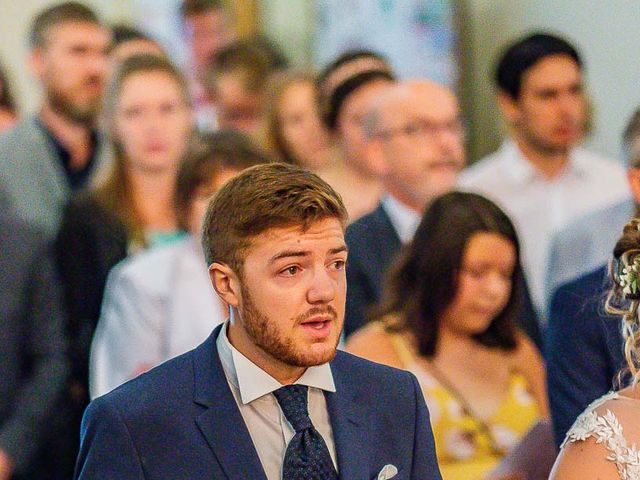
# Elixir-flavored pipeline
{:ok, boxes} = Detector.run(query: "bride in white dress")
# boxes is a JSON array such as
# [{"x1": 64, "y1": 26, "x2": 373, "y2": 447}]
[{"x1": 550, "y1": 220, "x2": 640, "y2": 479}]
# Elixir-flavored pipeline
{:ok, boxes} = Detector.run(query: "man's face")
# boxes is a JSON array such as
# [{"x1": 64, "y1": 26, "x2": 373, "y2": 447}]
[
  {"x1": 184, "y1": 9, "x2": 234, "y2": 70},
  {"x1": 33, "y1": 21, "x2": 111, "y2": 124},
  {"x1": 226, "y1": 218, "x2": 347, "y2": 373},
  {"x1": 502, "y1": 54, "x2": 586, "y2": 155},
  {"x1": 215, "y1": 71, "x2": 263, "y2": 135},
  {"x1": 374, "y1": 84, "x2": 465, "y2": 211}
]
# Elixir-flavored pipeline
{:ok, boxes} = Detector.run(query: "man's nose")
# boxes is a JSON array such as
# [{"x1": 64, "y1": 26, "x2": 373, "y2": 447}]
[{"x1": 307, "y1": 268, "x2": 336, "y2": 304}]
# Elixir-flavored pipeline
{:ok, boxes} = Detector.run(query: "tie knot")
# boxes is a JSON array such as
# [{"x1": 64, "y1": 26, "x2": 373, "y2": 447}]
[{"x1": 273, "y1": 384, "x2": 313, "y2": 432}]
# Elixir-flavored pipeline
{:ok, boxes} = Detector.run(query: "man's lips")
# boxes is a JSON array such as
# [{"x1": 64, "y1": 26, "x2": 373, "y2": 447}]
[{"x1": 301, "y1": 315, "x2": 333, "y2": 325}]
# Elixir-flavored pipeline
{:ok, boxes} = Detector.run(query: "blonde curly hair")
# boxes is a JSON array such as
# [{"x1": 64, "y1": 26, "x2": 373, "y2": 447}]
[{"x1": 606, "y1": 218, "x2": 640, "y2": 387}]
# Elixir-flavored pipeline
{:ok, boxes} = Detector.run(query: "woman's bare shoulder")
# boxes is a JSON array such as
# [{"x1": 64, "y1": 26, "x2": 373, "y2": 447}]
[
  {"x1": 344, "y1": 322, "x2": 403, "y2": 368},
  {"x1": 550, "y1": 434, "x2": 620, "y2": 479},
  {"x1": 552, "y1": 391, "x2": 640, "y2": 479}
]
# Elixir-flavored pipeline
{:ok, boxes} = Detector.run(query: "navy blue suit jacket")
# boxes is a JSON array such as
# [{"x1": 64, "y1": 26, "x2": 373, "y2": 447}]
[
  {"x1": 345, "y1": 203, "x2": 543, "y2": 349},
  {"x1": 345, "y1": 204, "x2": 403, "y2": 338},
  {"x1": 75, "y1": 324, "x2": 442, "y2": 479},
  {"x1": 546, "y1": 266, "x2": 624, "y2": 447}
]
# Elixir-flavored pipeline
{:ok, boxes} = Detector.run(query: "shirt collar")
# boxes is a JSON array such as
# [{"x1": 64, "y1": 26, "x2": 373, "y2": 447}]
[
  {"x1": 500, "y1": 139, "x2": 588, "y2": 183},
  {"x1": 216, "y1": 319, "x2": 336, "y2": 405},
  {"x1": 381, "y1": 193, "x2": 421, "y2": 244}
]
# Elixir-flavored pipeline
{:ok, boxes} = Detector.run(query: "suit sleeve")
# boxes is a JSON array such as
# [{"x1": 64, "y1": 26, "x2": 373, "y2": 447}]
[
  {"x1": 0, "y1": 245, "x2": 68, "y2": 472},
  {"x1": 546, "y1": 281, "x2": 615, "y2": 447},
  {"x1": 407, "y1": 372, "x2": 442, "y2": 480},
  {"x1": 74, "y1": 396, "x2": 145, "y2": 479},
  {"x1": 90, "y1": 267, "x2": 163, "y2": 399}
]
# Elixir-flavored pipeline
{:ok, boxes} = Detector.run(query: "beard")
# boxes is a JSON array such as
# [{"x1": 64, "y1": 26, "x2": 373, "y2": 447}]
[
  {"x1": 238, "y1": 285, "x2": 339, "y2": 368},
  {"x1": 45, "y1": 79, "x2": 102, "y2": 125}
]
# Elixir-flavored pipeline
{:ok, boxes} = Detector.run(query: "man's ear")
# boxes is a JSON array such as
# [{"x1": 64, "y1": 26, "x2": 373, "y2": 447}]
[
  {"x1": 497, "y1": 91, "x2": 521, "y2": 126},
  {"x1": 28, "y1": 47, "x2": 45, "y2": 80},
  {"x1": 209, "y1": 262, "x2": 241, "y2": 307}
]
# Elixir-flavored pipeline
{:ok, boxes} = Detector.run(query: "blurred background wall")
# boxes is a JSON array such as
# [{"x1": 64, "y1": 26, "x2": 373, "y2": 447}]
[{"x1": 1, "y1": 0, "x2": 639, "y2": 162}]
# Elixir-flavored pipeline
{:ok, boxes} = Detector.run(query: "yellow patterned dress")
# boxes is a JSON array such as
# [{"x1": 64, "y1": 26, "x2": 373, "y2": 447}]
[{"x1": 389, "y1": 334, "x2": 540, "y2": 480}]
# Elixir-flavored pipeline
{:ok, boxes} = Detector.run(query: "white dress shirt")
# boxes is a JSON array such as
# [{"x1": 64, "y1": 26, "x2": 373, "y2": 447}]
[
  {"x1": 216, "y1": 320, "x2": 338, "y2": 480},
  {"x1": 381, "y1": 193, "x2": 422, "y2": 244},
  {"x1": 90, "y1": 236, "x2": 225, "y2": 398},
  {"x1": 458, "y1": 140, "x2": 629, "y2": 320}
]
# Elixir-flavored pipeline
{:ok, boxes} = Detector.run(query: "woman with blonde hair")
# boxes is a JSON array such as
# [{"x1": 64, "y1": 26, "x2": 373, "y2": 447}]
[
  {"x1": 261, "y1": 71, "x2": 334, "y2": 173},
  {"x1": 551, "y1": 219, "x2": 640, "y2": 479},
  {"x1": 55, "y1": 53, "x2": 194, "y2": 440}
]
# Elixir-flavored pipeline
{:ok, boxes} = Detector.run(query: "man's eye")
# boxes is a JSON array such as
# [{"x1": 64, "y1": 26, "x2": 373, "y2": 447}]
[
  {"x1": 332, "y1": 260, "x2": 346, "y2": 270},
  {"x1": 282, "y1": 266, "x2": 299, "y2": 276},
  {"x1": 404, "y1": 123, "x2": 422, "y2": 136}
]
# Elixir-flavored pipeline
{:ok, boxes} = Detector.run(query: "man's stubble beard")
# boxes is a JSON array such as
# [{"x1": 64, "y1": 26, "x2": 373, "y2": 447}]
[
  {"x1": 45, "y1": 81, "x2": 102, "y2": 126},
  {"x1": 239, "y1": 284, "x2": 340, "y2": 368}
]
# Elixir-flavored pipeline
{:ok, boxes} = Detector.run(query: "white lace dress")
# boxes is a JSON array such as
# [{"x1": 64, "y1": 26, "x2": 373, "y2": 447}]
[{"x1": 562, "y1": 392, "x2": 640, "y2": 479}]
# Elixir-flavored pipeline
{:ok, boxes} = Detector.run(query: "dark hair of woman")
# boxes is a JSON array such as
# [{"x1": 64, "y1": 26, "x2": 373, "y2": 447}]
[
  {"x1": 373, "y1": 191, "x2": 522, "y2": 357},
  {"x1": 0, "y1": 61, "x2": 16, "y2": 113}
]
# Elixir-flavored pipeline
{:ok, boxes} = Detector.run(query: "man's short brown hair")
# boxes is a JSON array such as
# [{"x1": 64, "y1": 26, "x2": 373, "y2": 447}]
[
  {"x1": 208, "y1": 37, "x2": 288, "y2": 94},
  {"x1": 201, "y1": 163, "x2": 348, "y2": 273},
  {"x1": 30, "y1": 1, "x2": 101, "y2": 48},
  {"x1": 174, "y1": 130, "x2": 272, "y2": 230},
  {"x1": 180, "y1": 0, "x2": 225, "y2": 18}
]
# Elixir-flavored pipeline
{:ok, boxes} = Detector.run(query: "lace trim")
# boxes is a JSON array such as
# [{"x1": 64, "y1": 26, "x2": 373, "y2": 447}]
[{"x1": 563, "y1": 392, "x2": 640, "y2": 479}]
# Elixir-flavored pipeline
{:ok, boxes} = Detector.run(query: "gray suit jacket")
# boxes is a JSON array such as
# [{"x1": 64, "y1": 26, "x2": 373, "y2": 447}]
[
  {"x1": 0, "y1": 202, "x2": 68, "y2": 475},
  {"x1": 545, "y1": 199, "x2": 634, "y2": 316},
  {"x1": 0, "y1": 116, "x2": 108, "y2": 238}
]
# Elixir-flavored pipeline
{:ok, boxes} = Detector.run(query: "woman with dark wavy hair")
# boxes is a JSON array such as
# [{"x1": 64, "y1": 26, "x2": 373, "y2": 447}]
[{"x1": 347, "y1": 191, "x2": 549, "y2": 479}]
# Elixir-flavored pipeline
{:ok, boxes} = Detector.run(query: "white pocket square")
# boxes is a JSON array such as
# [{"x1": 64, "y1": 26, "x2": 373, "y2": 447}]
[{"x1": 377, "y1": 464, "x2": 398, "y2": 480}]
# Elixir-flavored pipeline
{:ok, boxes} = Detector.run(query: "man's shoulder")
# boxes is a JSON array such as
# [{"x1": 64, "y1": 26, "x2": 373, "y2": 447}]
[
  {"x1": 90, "y1": 344, "x2": 199, "y2": 416},
  {"x1": 573, "y1": 147, "x2": 623, "y2": 169},
  {"x1": 553, "y1": 265, "x2": 609, "y2": 306},
  {"x1": 332, "y1": 350, "x2": 414, "y2": 391},
  {"x1": 458, "y1": 147, "x2": 508, "y2": 186},
  {"x1": 0, "y1": 117, "x2": 45, "y2": 155},
  {"x1": 345, "y1": 203, "x2": 396, "y2": 250},
  {"x1": 346, "y1": 203, "x2": 388, "y2": 233}
]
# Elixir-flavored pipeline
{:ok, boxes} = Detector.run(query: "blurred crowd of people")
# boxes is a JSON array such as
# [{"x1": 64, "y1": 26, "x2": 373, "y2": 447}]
[{"x1": 1, "y1": 1, "x2": 639, "y2": 479}]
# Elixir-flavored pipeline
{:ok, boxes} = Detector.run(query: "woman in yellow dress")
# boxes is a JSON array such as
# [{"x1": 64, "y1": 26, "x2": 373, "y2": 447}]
[{"x1": 346, "y1": 192, "x2": 550, "y2": 480}]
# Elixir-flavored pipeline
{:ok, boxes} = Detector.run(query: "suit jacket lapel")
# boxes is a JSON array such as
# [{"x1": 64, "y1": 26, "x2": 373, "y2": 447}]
[
  {"x1": 192, "y1": 326, "x2": 268, "y2": 480},
  {"x1": 326, "y1": 353, "x2": 372, "y2": 480}
]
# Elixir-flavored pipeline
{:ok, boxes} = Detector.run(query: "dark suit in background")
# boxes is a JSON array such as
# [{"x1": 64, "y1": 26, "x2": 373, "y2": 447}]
[
  {"x1": 75, "y1": 325, "x2": 441, "y2": 479},
  {"x1": 54, "y1": 192, "x2": 129, "y2": 478},
  {"x1": 0, "y1": 206, "x2": 68, "y2": 479},
  {"x1": 345, "y1": 204, "x2": 402, "y2": 338},
  {"x1": 345, "y1": 203, "x2": 544, "y2": 349},
  {"x1": 546, "y1": 266, "x2": 624, "y2": 447}
]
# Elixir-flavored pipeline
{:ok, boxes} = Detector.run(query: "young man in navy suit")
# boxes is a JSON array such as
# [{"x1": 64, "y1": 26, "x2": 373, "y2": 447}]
[{"x1": 75, "y1": 163, "x2": 441, "y2": 480}]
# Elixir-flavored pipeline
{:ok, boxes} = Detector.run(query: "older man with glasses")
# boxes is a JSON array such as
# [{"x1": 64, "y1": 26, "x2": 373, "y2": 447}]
[{"x1": 343, "y1": 80, "x2": 466, "y2": 338}]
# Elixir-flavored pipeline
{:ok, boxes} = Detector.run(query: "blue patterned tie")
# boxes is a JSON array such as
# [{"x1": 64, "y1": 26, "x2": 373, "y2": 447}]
[{"x1": 273, "y1": 385, "x2": 339, "y2": 480}]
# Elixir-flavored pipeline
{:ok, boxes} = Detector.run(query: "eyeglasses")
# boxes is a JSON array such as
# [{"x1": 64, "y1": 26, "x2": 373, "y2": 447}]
[{"x1": 375, "y1": 118, "x2": 465, "y2": 141}]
